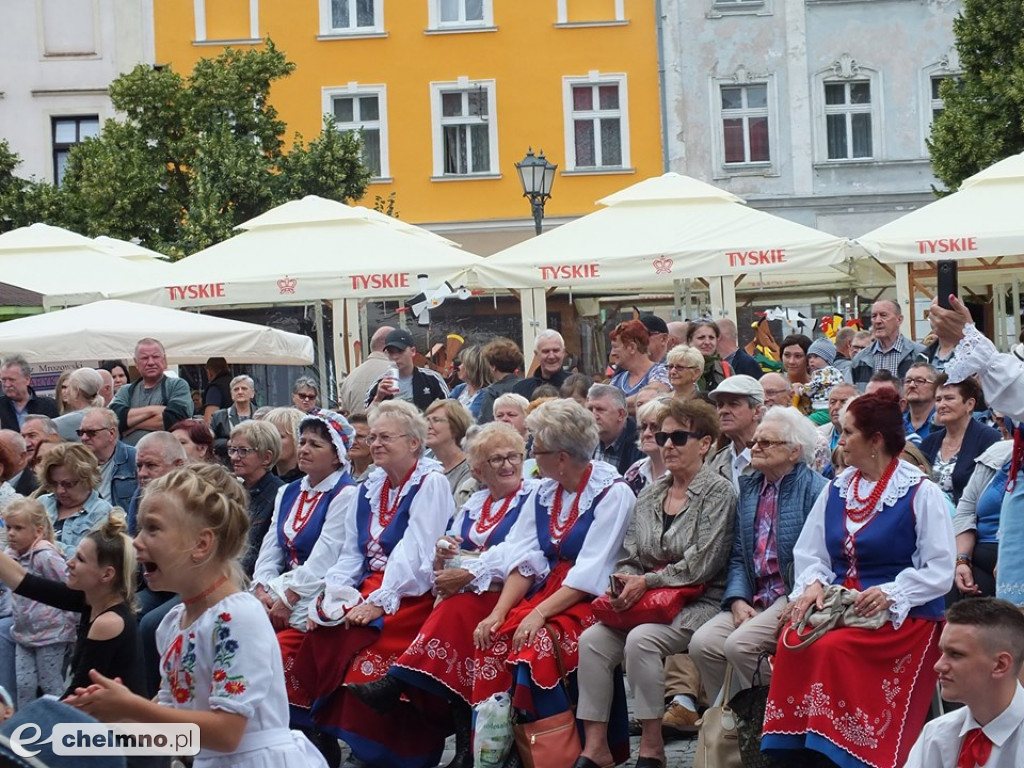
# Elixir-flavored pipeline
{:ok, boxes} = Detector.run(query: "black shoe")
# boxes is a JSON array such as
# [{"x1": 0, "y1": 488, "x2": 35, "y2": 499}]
[
  {"x1": 299, "y1": 727, "x2": 341, "y2": 768},
  {"x1": 443, "y1": 702, "x2": 473, "y2": 768},
  {"x1": 345, "y1": 675, "x2": 404, "y2": 714}
]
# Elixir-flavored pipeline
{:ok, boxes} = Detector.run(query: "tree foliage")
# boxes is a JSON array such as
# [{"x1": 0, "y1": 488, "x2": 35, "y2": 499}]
[
  {"x1": 0, "y1": 40, "x2": 373, "y2": 256},
  {"x1": 928, "y1": 0, "x2": 1024, "y2": 191}
]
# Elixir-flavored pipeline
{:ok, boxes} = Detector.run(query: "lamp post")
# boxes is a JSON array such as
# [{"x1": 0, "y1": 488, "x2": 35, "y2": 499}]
[{"x1": 515, "y1": 147, "x2": 557, "y2": 236}]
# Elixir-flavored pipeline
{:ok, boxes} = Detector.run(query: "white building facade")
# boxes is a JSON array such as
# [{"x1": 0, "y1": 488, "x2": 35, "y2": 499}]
[
  {"x1": 0, "y1": 0, "x2": 154, "y2": 184},
  {"x1": 661, "y1": 0, "x2": 962, "y2": 237}
]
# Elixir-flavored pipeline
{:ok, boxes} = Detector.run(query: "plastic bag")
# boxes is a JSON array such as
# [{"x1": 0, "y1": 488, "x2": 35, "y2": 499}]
[{"x1": 474, "y1": 692, "x2": 512, "y2": 768}]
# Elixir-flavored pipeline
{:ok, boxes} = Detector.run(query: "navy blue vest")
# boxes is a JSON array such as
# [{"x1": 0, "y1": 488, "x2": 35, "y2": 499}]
[
  {"x1": 355, "y1": 477, "x2": 424, "y2": 582},
  {"x1": 534, "y1": 480, "x2": 618, "y2": 567},
  {"x1": 457, "y1": 491, "x2": 529, "y2": 552},
  {"x1": 276, "y1": 473, "x2": 354, "y2": 571},
  {"x1": 823, "y1": 478, "x2": 944, "y2": 620}
]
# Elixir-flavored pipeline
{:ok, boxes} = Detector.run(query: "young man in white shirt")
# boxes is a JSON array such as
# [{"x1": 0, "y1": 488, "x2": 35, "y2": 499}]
[{"x1": 905, "y1": 597, "x2": 1024, "y2": 767}]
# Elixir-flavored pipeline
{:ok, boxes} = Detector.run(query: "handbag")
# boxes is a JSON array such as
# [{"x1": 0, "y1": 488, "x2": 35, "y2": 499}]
[
  {"x1": 591, "y1": 584, "x2": 706, "y2": 631},
  {"x1": 694, "y1": 664, "x2": 742, "y2": 768},
  {"x1": 729, "y1": 653, "x2": 782, "y2": 768},
  {"x1": 783, "y1": 584, "x2": 888, "y2": 650},
  {"x1": 511, "y1": 624, "x2": 582, "y2": 768}
]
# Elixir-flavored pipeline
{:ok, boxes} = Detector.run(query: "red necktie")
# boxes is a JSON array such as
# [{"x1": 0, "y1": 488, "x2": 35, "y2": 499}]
[{"x1": 957, "y1": 728, "x2": 993, "y2": 768}]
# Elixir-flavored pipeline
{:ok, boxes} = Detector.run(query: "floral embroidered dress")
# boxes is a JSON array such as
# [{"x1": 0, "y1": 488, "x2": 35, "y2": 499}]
[
  {"x1": 761, "y1": 461, "x2": 955, "y2": 768},
  {"x1": 156, "y1": 592, "x2": 326, "y2": 768},
  {"x1": 470, "y1": 461, "x2": 634, "y2": 716}
]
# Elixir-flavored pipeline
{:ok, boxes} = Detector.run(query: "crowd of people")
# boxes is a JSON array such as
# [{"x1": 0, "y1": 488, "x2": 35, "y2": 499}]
[{"x1": 0, "y1": 294, "x2": 1020, "y2": 768}]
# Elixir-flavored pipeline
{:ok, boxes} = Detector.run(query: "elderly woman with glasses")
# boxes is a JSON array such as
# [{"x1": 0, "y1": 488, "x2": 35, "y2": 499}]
[
  {"x1": 624, "y1": 396, "x2": 672, "y2": 496},
  {"x1": 290, "y1": 401, "x2": 455, "y2": 768},
  {"x1": 689, "y1": 407, "x2": 827, "y2": 702},
  {"x1": 35, "y1": 443, "x2": 112, "y2": 556},
  {"x1": 665, "y1": 344, "x2": 704, "y2": 402},
  {"x1": 575, "y1": 399, "x2": 736, "y2": 768},
  {"x1": 227, "y1": 420, "x2": 283, "y2": 578},
  {"x1": 347, "y1": 422, "x2": 538, "y2": 768},
  {"x1": 469, "y1": 399, "x2": 635, "y2": 764}
]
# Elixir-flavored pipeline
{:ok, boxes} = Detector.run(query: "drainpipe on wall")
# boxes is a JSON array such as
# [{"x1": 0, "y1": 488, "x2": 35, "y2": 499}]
[{"x1": 655, "y1": 0, "x2": 670, "y2": 172}]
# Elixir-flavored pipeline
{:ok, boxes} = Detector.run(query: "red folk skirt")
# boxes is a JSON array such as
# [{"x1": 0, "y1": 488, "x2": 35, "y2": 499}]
[
  {"x1": 761, "y1": 617, "x2": 942, "y2": 768},
  {"x1": 471, "y1": 561, "x2": 596, "y2": 707},
  {"x1": 391, "y1": 590, "x2": 502, "y2": 704}
]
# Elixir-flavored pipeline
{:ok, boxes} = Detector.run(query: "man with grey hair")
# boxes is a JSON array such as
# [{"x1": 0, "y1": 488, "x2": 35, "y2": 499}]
[
  {"x1": 708, "y1": 375, "x2": 765, "y2": 492},
  {"x1": 847, "y1": 299, "x2": 925, "y2": 390},
  {"x1": 340, "y1": 325, "x2": 395, "y2": 415},
  {"x1": 587, "y1": 384, "x2": 642, "y2": 476},
  {"x1": 717, "y1": 318, "x2": 763, "y2": 379},
  {"x1": 832, "y1": 326, "x2": 856, "y2": 374},
  {"x1": 20, "y1": 414, "x2": 61, "y2": 471},
  {"x1": 514, "y1": 329, "x2": 570, "y2": 401},
  {"x1": 0, "y1": 355, "x2": 58, "y2": 432},
  {"x1": 78, "y1": 407, "x2": 137, "y2": 510},
  {"x1": 110, "y1": 338, "x2": 192, "y2": 446},
  {"x1": 0, "y1": 430, "x2": 35, "y2": 496},
  {"x1": 127, "y1": 430, "x2": 187, "y2": 535}
]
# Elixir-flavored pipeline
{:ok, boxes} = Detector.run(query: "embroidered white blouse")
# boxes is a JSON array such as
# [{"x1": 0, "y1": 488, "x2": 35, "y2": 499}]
[
  {"x1": 790, "y1": 460, "x2": 955, "y2": 627},
  {"x1": 947, "y1": 323, "x2": 1024, "y2": 421},
  {"x1": 469, "y1": 461, "x2": 634, "y2": 598},
  {"x1": 251, "y1": 470, "x2": 358, "y2": 599},
  {"x1": 323, "y1": 458, "x2": 454, "y2": 615}
]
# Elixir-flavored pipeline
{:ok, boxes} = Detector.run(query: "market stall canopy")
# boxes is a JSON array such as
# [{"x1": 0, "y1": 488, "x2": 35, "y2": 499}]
[
  {"x1": 463, "y1": 173, "x2": 862, "y2": 292},
  {"x1": 93, "y1": 235, "x2": 172, "y2": 261},
  {"x1": 857, "y1": 151, "x2": 1024, "y2": 267},
  {"x1": 111, "y1": 196, "x2": 482, "y2": 308},
  {"x1": 0, "y1": 224, "x2": 171, "y2": 307},
  {"x1": 0, "y1": 300, "x2": 314, "y2": 365}
]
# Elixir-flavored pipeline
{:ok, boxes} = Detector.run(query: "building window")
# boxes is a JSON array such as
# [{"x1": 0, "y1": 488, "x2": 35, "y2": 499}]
[
  {"x1": 193, "y1": 0, "x2": 259, "y2": 42},
  {"x1": 824, "y1": 80, "x2": 872, "y2": 160},
  {"x1": 556, "y1": 0, "x2": 625, "y2": 24},
  {"x1": 930, "y1": 74, "x2": 955, "y2": 122},
  {"x1": 326, "y1": 86, "x2": 388, "y2": 178},
  {"x1": 430, "y1": 79, "x2": 498, "y2": 177},
  {"x1": 319, "y1": 0, "x2": 382, "y2": 34},
  {"x1": 563, "y1": 74, "x2": 629, "y2": 170},
  {"x1": 52, "y1": 115, "x2": 99, "y2": 185},
  {"x1": 721, "y1": 84, "x2": 770, "y2": 164},
  {"x1": 428, "y1": 0, "x2": 492, "y2": 29}
]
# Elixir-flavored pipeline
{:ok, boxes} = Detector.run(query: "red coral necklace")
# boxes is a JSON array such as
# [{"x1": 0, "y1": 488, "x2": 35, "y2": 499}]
[
  {"x1": 477, "y1": 482, "x2": 522, "y2": 535},
  {"x1": 379, "y1": 463, "x2": 417, "y2": 528},
  {"x1": 550, "y1": 464, "x2": 593, "y2": 542},
  {"x1": 846, "y1": 457, "x2": 900, "y2": 523}
]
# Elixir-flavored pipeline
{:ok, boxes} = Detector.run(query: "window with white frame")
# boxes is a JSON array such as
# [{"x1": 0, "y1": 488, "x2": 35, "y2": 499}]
[
  {"x1": 929, "y1": 74, "x2": 956, "y2": 123},
  {"x1": 556, "y1": 0, "x2": 625, "y2": 24},
  {"x1": 327, "y1": 87, "x2": 388, "y2": 178},
  {"x1": 430, "y1": 80, "x2": 497, "y2": 176},
  {"x1": 823, "y1": 79, "x2": 873, "y2": 160},
  {"x1": 52, "y1": 115, "x2": 99, "y2": 185},
  {"x1": 319, "y1": 0, "x2": 382, "y2": 34},
  {"x1": 428, "y1": 0, "x2": 492, "y2": 28},
  {"x1": 563, "y1": 74, "x2": 629, "y2": 170},
  {"x1": 721, "y1": 83, "x2": 770, "y2": 164}
]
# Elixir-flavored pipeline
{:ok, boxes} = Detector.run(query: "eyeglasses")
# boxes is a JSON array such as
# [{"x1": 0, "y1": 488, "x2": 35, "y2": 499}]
[
  {"x1": 531, "y1": 447, "x2": 560, "y2": 457},
  {"x1": 294, "y1": 393, "x2": 317, "y2": 401},
  {"x1": 487, "y1": 453, "x2": 524, "y2": 469},
  {"x1": 654, "y1": 430, "x2": 702, "y2": 447},
  {"x1": 366, "y1": 433, "x2": 408, "y2": 445},
  {"x1": 666, "y1": 364, "x2": 700, "y2": 372},
  {"x1": 426, "y1": 416, "x2": 449, "y2": 426},
  {"x1": 53, "y1": 479, "x2": 81, "y2": 491},
  {"x1": 226, "y1": 446, "x2": 257, "y2": 458},
  {"x1": 746, "y1": 439, "x2": 790, "y2": 450},
  {"x1": 639, "y1": 421, "x2": 660, "y2": 433},
  {"x1": 903, "y1": 377, "x2": 935, "y2": 386},
  {"x1": 76, "y1": 427, "x2": 111, "y2": 438}
]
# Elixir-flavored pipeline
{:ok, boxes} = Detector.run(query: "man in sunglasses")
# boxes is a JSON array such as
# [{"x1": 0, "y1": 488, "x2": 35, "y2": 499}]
[
  {"x1": 707, "y1": 375, "x2": 765, "y2": 493},
  {"x1": 78, "y1": 406, "x2": 137, "y2": 511}
]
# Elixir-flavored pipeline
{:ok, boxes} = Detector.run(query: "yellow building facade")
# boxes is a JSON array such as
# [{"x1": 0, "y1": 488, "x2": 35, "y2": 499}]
[{"x1": 152, "y1": 0, "x2": 664, "y2": 251}]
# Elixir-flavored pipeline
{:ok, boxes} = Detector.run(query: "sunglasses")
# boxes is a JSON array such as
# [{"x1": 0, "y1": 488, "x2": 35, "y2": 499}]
[{"x1": 654, "y1": 429, "x2": 703, "y2": 447}]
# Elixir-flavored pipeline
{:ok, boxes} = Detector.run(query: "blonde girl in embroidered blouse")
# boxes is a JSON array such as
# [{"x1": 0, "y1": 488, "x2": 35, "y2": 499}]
[{"x1": 65, "y1": 463, "x2": 327, "y2": 768}]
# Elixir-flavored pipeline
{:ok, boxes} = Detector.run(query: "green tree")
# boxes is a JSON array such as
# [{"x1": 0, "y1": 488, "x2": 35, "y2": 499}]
[
  {"x1": 47, "y1": 40, "x2": 372, "y2": 256},
  {"x1": 928, "y1": 0, "x2": 1024, "y2": 191}
]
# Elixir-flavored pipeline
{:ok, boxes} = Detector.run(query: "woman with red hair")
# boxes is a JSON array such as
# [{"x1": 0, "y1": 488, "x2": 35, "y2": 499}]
[
  {"x1": 761, "y1": 390, "x2": 955, "y2": 768},
  {"x1": 609, "y1": 320, "x2": 669, "y2": 408}
]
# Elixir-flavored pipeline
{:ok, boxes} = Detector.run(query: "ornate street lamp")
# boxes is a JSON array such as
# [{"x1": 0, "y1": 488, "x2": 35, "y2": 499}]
[{"x1": 515, "y1": 147, "x2": 557, "y2": 235}]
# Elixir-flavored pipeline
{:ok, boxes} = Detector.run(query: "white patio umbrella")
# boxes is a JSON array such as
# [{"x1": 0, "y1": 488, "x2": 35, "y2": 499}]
[
  {"x1": 0, "y1": 224, "x2": 172, "y2": 307},
  {"x1": 112, "y1": 195, "x2": 483, "y2": 308},
  {"x1": 0, "y1": 300, "x2": 313, "y2": 365},
  {"x1": 93, "y1": 235, "x2": 172, "y2": 261},
  {"x1": 465, "y1": 173, "x2": 861, "y2": 293}
]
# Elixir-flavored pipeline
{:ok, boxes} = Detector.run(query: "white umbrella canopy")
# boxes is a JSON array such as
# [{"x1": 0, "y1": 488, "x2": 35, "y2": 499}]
[
  {"x1": 93, "y1": 235, "x2": 172, "y2": 261},
  {"x1": 0, "y1": 300, "x2": 314, "y2": 365},
  {"x1": 857, "y1": 151, "x2": 1024, "y2": 266},
  {"x1": 0, "y1": 223, "x2": 172, "y2": 306},
  {"x1": 465, "y1": 173, "x2": 860, "y2": 292},
  {"x1": 111, "y1": 196, "x2": 482, "y2": 308}
]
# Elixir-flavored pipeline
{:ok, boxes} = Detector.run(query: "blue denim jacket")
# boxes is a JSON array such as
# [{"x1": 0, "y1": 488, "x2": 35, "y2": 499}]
[
  {"x1": 40, "y1": 490, "x2": 113, "y2": 556},
  {"x1": 107, "y1": 441, "x2": 138, "y2": 512}
]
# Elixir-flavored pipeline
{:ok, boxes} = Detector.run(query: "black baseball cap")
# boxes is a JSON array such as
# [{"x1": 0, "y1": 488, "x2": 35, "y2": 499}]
[
  {"x1": 638, "y1": 313, "x2": 669, "y2": 335},
  {"x1": 384, "y1": 328, "x2": 415, "y2": 351}
]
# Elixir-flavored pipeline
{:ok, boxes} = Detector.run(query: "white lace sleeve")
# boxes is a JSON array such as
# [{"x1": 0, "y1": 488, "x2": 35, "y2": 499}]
[
  {"x1": 947, "y1": 324, "x2": 1024, "y2": 421},
  {"x1": 878, "y1": 479, "x2": 956, "y2": 628},
  {"x1": 788, "y1": 482, "x2": 836, "y2": 599},
  {"x1": 250, "y1": 485, "x2": 288, "y2": 589}
]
